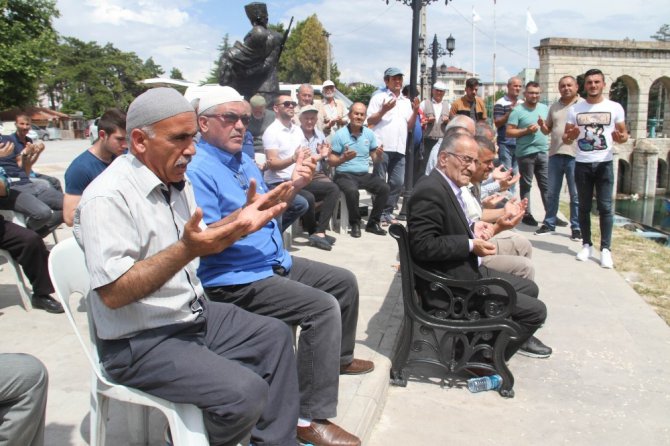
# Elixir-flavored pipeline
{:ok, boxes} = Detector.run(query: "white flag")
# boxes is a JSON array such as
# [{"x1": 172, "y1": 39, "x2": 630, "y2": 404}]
[
  {"x1": 526, "y1": 10, "x2": 538, "y2": 34},
  {"x1": 472, "y1": 7, "x2": 481, "y2": 22}
]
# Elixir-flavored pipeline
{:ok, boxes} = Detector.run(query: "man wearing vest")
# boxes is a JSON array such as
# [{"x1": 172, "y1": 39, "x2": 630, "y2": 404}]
[{"x1": 419, "y1": 81, "x2": 450, "y2": 179}]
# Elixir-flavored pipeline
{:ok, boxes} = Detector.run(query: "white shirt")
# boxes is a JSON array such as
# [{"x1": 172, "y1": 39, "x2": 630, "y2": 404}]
[
  {"x1": 74, "y1": 154, "x2": 203, "y2": 340},
  {"x1": 566, "y1": 99, "x2": 625, "y2": 163},
  {"x1": 367, "y1": 88, "x2": 413, "y2": 154},
  {"x1": 262, "y1": 119, "x2": 304, "y2": 183}
]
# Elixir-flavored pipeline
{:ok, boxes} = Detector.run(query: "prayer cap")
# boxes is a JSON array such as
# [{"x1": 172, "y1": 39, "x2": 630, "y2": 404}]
[{"x1": 126, "y1": 87, "x2": 194, "y2": 134}]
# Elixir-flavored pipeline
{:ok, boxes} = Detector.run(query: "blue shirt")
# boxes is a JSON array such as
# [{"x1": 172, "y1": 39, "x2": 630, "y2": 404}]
[
  {"x1": 65, "y1": 149, "x2": 112, "y2": 195},
  {"x1": 188, "y1": 140, "x2": 291, "y2": 287},
  {"x1": 0, "y1": 133, "x2": 31, "y2": 184},
  {"x1": 331, "y1": 125, "x2": 378, "y2": 174}
]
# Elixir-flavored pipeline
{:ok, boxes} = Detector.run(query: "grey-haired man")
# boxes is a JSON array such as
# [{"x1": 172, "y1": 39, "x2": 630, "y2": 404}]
[{"x1": 75, "y1": 87, "x2": 299, "y2": 445}]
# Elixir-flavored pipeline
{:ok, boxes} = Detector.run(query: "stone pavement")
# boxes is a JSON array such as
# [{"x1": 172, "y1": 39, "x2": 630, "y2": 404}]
[{"x1": 1, "y1": 139, "x2": 669, "y2": 445}]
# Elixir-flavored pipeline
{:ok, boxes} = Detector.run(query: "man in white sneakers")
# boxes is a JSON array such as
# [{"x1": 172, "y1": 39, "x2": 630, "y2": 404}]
[{"x1": 564, "y1": 69, "x2": 628, "y2": 268}]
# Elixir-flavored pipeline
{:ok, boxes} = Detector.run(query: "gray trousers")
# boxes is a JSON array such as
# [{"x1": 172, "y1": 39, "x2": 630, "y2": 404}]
[
  {"x1": 0, "y1": 353, "x2": 48, "y2": 446},
  {"x1": 205, "y1": 257, "x2": 360, "y2": 420},
  {"x1": 99, "y1": 301, "x2": 299, "y2": 446},
  {"x1": 482, "y1": 232, "x2": 535, "y2": 280},
  {"x1": 11, "y1": 181, "x2": 64, "y2": 230}
]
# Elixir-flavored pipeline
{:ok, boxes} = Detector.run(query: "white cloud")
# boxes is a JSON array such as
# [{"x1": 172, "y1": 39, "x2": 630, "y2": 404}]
[{"x1": 85, "y1": 0, "x2": 189, "y2": 27}]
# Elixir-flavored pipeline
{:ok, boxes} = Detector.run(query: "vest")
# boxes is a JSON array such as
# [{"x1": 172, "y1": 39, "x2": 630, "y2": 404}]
[{"x1": 422, "y1": 98, "x2": 450, "y2": 139}]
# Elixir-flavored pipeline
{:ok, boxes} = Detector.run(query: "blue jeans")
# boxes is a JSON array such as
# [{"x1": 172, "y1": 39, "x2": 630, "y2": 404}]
[
  {"x1": 268, "y1": 182, "x2": 309, "y2": 233},
  {"x1": 517, "y1": 152, "x2": 549, "y2": 217},
  {"x1": 498, "y1": 142, "x2": 517, "y2": 194},
  {"x1": 574, "y1": 161, "x2": 613, "y2": 250},
  {"x1": 373, "y1": 151, "x2": 405, "y2": 215},
  {"x1": 544, "y1": 154, "x2": 579, "y2": 230}
]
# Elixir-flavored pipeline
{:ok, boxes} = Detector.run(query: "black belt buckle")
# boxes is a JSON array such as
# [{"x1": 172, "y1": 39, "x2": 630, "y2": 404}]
[
  {"x1": 272, "y1": 265, "x2": 288, "y2": 277},
  {"x1": 190, "y1": 297, "x2": 204, "y2": 315}
]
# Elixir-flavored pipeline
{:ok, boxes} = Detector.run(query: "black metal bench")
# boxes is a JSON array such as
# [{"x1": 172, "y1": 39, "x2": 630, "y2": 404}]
[{"x1": 388, "y1": 224, "x2": 523, "y2": 398}]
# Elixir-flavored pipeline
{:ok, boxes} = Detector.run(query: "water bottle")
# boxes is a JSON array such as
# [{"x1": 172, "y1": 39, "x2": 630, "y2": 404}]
[{"x1": 467, "y1": 374, "x2": 502, "y2": 393}]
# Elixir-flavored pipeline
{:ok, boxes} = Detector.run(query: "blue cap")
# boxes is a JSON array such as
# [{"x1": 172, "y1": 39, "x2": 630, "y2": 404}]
[{"x1": 384, "y1": 67, "x2": 404, "y2": 77}]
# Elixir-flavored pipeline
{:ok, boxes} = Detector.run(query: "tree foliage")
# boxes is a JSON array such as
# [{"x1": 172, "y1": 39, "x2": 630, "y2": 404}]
[
  {"x1": 143, "y1": 57, "x2": 164, "y2": 78},
  {"x1": 278, "y1": 14, "x2": 330, "y2": 84},
  {"x1": 206, "y1": 34, "x2": 230, "y2": 84},
  {"x1": 170, "y1": 68, "x2": 184, "y2": 80},
  {"x1": 42, "y1": 37, "x2": 157, "y2": 118},
  {"x1": 346, "y1": 84, "x2": 378, "y2": 105},
  {"x1": 650, "y1": 24, "x2": 670, "y2": 42},
  {"x1": 0, "y1": 0, "x2": 60, "y2": 109}
]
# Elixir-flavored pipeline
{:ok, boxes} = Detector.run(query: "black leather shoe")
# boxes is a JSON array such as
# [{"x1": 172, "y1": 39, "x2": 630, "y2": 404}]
[
  {"x1": 522, "y1": 214, "x2": 539, "y2": 227},
  {"x1": 308, "y1": 234, "x2": 332, "y2": 251},
  {"x1": 365, "y1": 222, "x2": 387, "y2": 236},
  {"x1": 324, "y1": 234, "x2": 337, "y2": 245},
  {"x1": 518, "y1": 336, "x2": 552, "y2": 358},
  {"x1": 31, "y1": 294, "x2": 64, "y2": 314},
  {"x1": 350, "y1": 222, "x2": 361, "y2": 238}
]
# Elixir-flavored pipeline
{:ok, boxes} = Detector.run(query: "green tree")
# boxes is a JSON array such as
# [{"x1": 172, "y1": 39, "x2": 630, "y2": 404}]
[
  {"x1": 143, "y1": 57, "x2": 164, "y2": 78},
  {"x1": 206, "y1": 34, "x2": 231, "y2": 84},
  {"x1": 651, "y1": 24, "x2": 670, "y2": 42},
  {"x1": 170, "y1": 68, "x2": 184, "y2": 80},
  {"x1": 0, "y1": 0, "x2": 60, "y2": 109},
  {"x1": 347, "y1": 84, "x2": 377, "y2": 105},
  {"x1": 42, "y1": 37, "x2": 152, "y2": 118},
  {"x1": 278, "y1": 15, "x2": 329, "y2": 84}
]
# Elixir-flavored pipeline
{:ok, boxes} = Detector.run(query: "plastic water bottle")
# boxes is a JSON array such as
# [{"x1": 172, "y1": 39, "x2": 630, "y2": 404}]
[{"x1": 467, "y1": 374, "x2": 502, "y2": 393}]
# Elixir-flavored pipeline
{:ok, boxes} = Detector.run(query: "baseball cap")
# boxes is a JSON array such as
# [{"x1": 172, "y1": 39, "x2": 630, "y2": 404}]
[
  {"x1": 322, "y1": 80, "x2": 335, "y2": 88},
  {"x1": 384, "y1": 67, "x2": 404, "y2": 77},
  {"x1": 299, "y1": 105, "x2": 319, "y2": 116},
  {"x1": 433, "y1": 81, "x2": 447, "y2": 91}
]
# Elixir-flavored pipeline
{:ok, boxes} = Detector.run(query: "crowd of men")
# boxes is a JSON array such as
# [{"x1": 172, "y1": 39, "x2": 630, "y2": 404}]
[{"x1": 0, "y1": 66, "x2": 628, "y2": 446}]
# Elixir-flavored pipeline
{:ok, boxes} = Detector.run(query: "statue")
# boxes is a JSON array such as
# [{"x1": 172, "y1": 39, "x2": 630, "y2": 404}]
[{"x1": 218, "y1": 2, "x2": 291, "y2": 104}]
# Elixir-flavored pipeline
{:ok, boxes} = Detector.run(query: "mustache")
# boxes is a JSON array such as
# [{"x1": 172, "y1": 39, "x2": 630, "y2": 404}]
[{"x1": 175, "y1": 156, "x2": 191, "y2": 167}]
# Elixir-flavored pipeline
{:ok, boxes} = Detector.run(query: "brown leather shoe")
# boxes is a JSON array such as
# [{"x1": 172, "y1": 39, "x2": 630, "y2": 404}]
[
  {"x1": 297, "y1": 419, "x2": 361, "y2": 446},
  {"x1": 339, "y1": 358, "x2": 374, "y2": 375}
]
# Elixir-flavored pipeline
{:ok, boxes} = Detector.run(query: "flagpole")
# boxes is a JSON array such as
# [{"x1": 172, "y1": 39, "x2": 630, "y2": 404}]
[
  {"x1": 492, "y1": 0, "x2": 496, "y2": 94},
  {"x1": 472, "y1": 6, "x2": 476, "y2": 77}
]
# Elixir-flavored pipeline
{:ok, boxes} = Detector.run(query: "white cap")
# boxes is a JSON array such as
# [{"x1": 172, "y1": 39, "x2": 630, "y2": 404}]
[
  {"x1": 197, "y1": 86, "x2": 245, "y2": 115},
  {"x1": 433, "y1": 81, "x2": 447, "y2": 91},
  {"x1": 299, "y1": 105, "x2": 319, "y2": 116},
  {"x1": 322, "y1": 80, "x2": 335, "y2": 88}
]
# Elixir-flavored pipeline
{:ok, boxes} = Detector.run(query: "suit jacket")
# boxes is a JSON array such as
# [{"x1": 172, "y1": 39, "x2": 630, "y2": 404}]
[{"x1": 407, "y1": 169, "x2": 480, "y2": 282}]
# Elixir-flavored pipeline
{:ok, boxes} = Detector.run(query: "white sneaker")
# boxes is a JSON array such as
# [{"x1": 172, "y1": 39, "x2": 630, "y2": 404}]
[
  {"x1": 576, "y1": 244, "x2": 592, "y2": 262},
  {"x1": 600, "y1": 248, "x2": 614, "y2": 268}
]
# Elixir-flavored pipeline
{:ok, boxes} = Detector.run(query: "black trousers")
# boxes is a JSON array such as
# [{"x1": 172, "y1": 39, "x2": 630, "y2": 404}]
[
  {"x1": 479, "y1": 266, "x2": 547, "y2": 359},
  {"x1": 0, "y1": 219, "x2": 53, "y2": 295},
  {"x1": 300, "y1": 179, "x2": 340, "y2": 234},
  {"x1": 333, "y1": 172, "x2": 389, "y2": 224},
  {"x1": 99, "y1": 300, "x2": 299, "y2": 446},
  {"x1": 206, "y1": 257, "x2": 359, "y2": 420}
]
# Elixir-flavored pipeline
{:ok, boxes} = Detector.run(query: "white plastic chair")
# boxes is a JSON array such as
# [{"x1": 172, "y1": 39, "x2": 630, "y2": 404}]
[
  {"x1": 331, "y1": 191, "x2": 350, "y2": 234},
  {"x1": 48, "y1": 237, "x2": 208, "y2": 446},
  {"x1": 0, "y1": 248, "x2": 32, "y2": 310}
]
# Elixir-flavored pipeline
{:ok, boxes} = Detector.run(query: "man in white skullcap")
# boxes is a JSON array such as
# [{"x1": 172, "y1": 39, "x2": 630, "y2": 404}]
[
  {"x1": 188, "y1": 85, "x2": 371, "y2": 446},
  {"x1": 74, "y1": 87, "x2": 300, "y2": 446},
  {"x1": 419, "y1": 81, "x2": 450, "y2": 176}
]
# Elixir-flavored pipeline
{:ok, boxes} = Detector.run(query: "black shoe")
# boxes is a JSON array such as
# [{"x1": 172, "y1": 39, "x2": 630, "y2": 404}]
[
  {"x1": 518, "y1": 336, "x2": 552, "y2": 358},
  {"x1": 522, "y1": 214, "x2": 539, "y2": 226},
  {"x1": 324, "y1": 234, "x2": 336, "y2": 245},
  {"x1": 31, "y1": 294, "x2": 64, "y2": 314},
  {"x1": 534, "y1": 224, "x2": 554, "y2": 235},
  {"x1": 350, "y1": 222, "x2": 361, "y2": 238},
  {"x1": 365, "y1": 222, "x2": 387, "y2": 236},
  {"x1": 556, "y1": 218, "x2": 569, "y2": 227},
  {"x1": 395, "y1": 213, "x2": 407, "y2": 221},
  {"x1": 570, "y1": 229, "x2": 582, "y2": 241},
  {"x1": 308, "y1": 234, "x2": 332, "y2": 251}
]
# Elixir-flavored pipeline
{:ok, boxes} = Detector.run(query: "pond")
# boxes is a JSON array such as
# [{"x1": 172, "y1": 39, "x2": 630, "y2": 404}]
[{"x1": 614, "y1": 195, "x2": 670, "y2": 233}]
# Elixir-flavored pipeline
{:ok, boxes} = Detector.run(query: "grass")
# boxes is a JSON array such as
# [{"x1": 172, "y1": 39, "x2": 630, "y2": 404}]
[{"x1": 559, "y1": 203, "x2": 670, "y2": 325}]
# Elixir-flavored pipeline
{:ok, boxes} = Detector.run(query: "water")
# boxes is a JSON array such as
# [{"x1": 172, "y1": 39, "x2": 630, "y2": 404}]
[{"x1": 614, "y1": 195, "x2": 670, "y2": 233}]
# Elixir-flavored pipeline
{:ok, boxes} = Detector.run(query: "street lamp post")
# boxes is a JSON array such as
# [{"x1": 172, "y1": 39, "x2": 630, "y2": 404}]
[
  {"x1": 419, "y1": 34, "x2": 456, "y2": 87},
  {"x1": 383, "y1": 0, "x2": 453, "y2": 219}
]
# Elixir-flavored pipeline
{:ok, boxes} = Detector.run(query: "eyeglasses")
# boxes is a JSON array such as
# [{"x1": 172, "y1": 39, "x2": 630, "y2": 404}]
[
  {"x1": 280, "y1": 101, "x2": 297, "y2": 108},
  {"x1": 234, "y1": 169, "x2": 249, "y2": 191},
  {"x1": 447, "y1": 152, "x2": 480, "y2": 167},
  {"x1": 204, "y1": 113, "x2": 251, "y2": 126}
]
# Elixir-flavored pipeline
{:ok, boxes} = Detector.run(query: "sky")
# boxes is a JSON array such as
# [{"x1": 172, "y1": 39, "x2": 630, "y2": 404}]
[{"x1": 53, "y1": 0, "x2": 670, "y2": 87}]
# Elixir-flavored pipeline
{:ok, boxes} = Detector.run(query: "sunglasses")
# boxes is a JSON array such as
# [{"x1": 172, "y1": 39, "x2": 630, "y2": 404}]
[
  {"x1": 280, "y1": 101, "x2": 297, "y2": 108},
  {"x1": 205, "y1": 113, "x2": 251, "y2": 126}
]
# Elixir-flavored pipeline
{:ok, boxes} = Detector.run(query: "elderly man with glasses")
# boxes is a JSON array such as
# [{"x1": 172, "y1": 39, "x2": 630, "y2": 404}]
[
  {"x1": 188, "y1": 86, "x2": 373, "y2": 446},
  {"x1": 407, "y1": 132, "x2": 550, "y2": 359}
]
